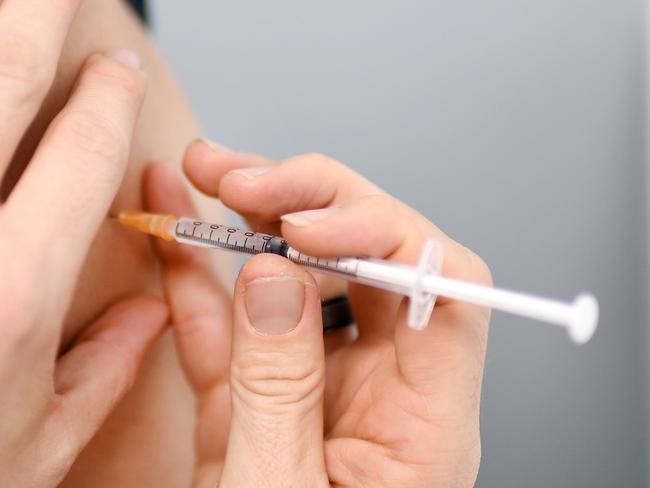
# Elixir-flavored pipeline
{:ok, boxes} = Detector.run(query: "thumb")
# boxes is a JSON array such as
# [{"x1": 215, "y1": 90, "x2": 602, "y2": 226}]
[{"x1": 219, "y1": 254, "x2": 328, "y2": 488}]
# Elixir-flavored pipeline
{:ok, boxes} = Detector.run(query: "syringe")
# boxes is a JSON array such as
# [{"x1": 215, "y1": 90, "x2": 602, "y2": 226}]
[{"x1": 118, "y1": 212, "x2": 599, "y2": 344}]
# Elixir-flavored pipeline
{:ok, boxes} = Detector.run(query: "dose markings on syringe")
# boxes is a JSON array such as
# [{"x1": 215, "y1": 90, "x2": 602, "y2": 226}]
[
  {"x1": 286, "y1": 248, "x2": 359, "y2": 276},
  {"x1": 178, "y1": 219, "x2": 360, "y2": 276},
  {"x1": 176, "y1": 220, "x2": 271, "y2": 254}
]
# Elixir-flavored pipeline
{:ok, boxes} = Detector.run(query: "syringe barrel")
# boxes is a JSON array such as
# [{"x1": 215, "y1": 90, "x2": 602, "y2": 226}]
[
  {"x1": 118, "y1": 213, "x2": 598, "y2": 342},
  {"x1": 174, "y1": 218, "x2": 279, "y2": 254}
]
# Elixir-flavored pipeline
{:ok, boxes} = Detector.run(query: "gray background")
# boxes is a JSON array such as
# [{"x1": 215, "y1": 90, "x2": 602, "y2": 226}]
[{"x1": 151, "y1": 1, "x2": 647, "y2": 486}]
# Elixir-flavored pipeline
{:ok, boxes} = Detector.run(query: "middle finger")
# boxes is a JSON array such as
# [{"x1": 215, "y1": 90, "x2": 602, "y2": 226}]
[{"x1": 183, "y1": 142, "x2": 381, "y2": 233}]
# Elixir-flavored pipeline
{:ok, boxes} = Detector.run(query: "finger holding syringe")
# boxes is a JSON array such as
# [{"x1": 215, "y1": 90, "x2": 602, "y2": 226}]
[
  {"x1": 185, "y1": 144, "x2": 494, "y2": 335},
  {"x1": 184, "y1": 143, "x2": 490, "y2": 303}
]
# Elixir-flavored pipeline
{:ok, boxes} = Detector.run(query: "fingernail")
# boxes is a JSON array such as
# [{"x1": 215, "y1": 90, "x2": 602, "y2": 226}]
[
  {"x1": 107, "y1": 48, "x2": 141, "y2": 69},
  {"x1": 229, "y1": 167, "x2": 272, "y2": 180},
  {"x1": 200, "y1": 138, "x2": 234, "y2": 154},
  {"x1": 245, "y1": 277, "x2": 305, "y2": 335},
  {"x1": 281, "y1": 207, "x2": 339, "y2": 227}
]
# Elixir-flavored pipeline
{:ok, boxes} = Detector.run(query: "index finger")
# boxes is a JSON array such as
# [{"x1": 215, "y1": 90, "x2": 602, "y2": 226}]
[
  {"x1": 0, "y1": 0, "x2": 84, "y2": 179},
  {"x1": 2, "y1": 51, "x2": 146, "y2": 321},
  {"x1": 186, "y1": 149, "x2": 382, "y2": 223}
]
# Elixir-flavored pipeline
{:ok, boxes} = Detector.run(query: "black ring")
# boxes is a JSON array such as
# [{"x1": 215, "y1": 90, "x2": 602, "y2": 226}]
[{"x1": 321, "y1": 295, "x2": 355, "y2": 334}]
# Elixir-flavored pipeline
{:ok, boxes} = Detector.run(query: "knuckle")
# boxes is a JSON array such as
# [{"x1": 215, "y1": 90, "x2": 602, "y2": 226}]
[
  {"x1": 0, "y1": 270, "x2": 45, "y2": 349},
  {"x1": 466, "y1": 249, "x2": 493, "y2": 286},
  {"x1": 83, "y1": 56, "x2": 144, "y2": 100},
  {"x1": 38, "y1": 399, "x2": 81, "y2": 483},
  {"x1": 54, "y1": 109, "x2": 125, "y2": 163},
  {"x1": 231, "y1": 351, "x2": 324, "y2": 408},
  {"x1": 173, "y1": 309, "x2": 219, "y2": 345},
  {"x1": 361, "y1": 193, "x2": 403, "y2": 225},
  {"x1": 301, "y1": 152, "x2": 340, "y2": 170},
  {"x1": 0, "y1": 33, "x2": 51, "y2": 101},
  {"x1": 83, "y1": 338, "x2": 137, "y2": 400},
  {"x1": 0, "y1": 304, "x2": 36, "y2": 348},
  {"x1": 363, "y1": 192, "x2": 398, "y2": 209}
]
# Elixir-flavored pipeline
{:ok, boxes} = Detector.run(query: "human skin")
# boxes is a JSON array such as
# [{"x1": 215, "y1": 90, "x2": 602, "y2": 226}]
[
  {"x1": 0, "y1": 31, "x2": 173, "y2": 488},
  {"x1": 1, "y1": 1, "x2": 488, "y2": 484},
  {"x1": 0, "y1": 1, "x2": 212, "y2": 486},
  {"x1": 142, "y1": 144, "x2": 492, "y2": 487}
]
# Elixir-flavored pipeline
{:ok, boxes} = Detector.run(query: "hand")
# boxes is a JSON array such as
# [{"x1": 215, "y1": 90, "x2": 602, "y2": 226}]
[
  {"x1": 0, "y1": 4, "x2": 167, "y2": 483},
  {"x1": 146, "y1": 141, "x2": 491, "y2": 487}
]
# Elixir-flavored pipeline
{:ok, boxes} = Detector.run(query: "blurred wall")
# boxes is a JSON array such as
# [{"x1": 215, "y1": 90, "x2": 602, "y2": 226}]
[{"x1": 151, "y1": 1, "x2": 648, "y2": 486}]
